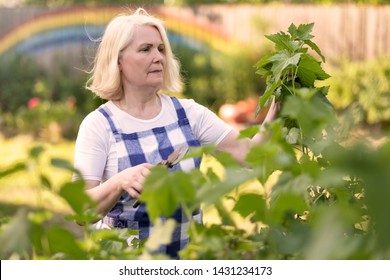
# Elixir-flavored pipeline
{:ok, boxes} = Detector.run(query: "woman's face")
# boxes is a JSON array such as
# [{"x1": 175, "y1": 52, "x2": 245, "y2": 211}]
[{"x1": 119, "y1": 24, "x2": 166, "y2": 92}]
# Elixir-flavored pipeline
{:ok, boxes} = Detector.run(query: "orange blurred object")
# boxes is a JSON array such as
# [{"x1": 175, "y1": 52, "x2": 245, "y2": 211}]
[{"x1": 218, "y1": 97, "x2": 269, "y2": 126}]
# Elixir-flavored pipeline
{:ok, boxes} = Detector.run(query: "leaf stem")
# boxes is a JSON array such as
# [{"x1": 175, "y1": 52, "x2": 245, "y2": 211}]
[{"x1": 292, "y1": 65, "x2": 299, "y2": 95}]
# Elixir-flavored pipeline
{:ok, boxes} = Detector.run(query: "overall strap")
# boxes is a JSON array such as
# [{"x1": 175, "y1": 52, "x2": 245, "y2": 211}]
[
  {"x1": 170, "y1": 96, "x2": 201, "y2": 149},
  {"x1": 170, "y1": 96, "x2": 188, "y2": 120},
  {"x1": 98, "y1": 106, "x2": 120, "y2": 136}
]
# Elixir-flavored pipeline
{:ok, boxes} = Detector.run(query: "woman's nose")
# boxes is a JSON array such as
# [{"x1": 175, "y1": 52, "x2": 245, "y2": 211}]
[{"x1": 152, "y1": 49, "x2": 163, "y2": 63}]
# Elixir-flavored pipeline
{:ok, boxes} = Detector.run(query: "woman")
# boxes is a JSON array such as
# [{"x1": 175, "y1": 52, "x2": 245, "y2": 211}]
[{"x1": 73, "y1": 8, "x2": 279, "y2": 258}]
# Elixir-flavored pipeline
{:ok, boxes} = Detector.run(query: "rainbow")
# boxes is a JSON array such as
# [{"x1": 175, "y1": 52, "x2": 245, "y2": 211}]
[{"x1": 0, "y1": 5, "x2": 242, "y2": 58}]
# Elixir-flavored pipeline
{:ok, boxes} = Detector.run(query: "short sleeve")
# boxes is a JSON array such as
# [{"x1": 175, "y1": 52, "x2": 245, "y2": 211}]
[
  {"x1": 179, "y1": 98, "x2": 233, "y2": 145},
  {"x1": 73, "y1": 110, "x2": 111, "y2": 182}
]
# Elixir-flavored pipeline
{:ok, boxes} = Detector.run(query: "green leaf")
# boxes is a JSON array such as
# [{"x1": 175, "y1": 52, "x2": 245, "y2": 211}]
[
  {"x1": 51, "y1": 158, "x2": 82, "y2": 178},
  {"x1": 245, "y1": 142, "x2": 296, "y2": 184},
  {"x1": 265, "y1": 32, "x2": 300, "y2": 52},
  {"x1": 98, "y1": 230, "x2": 129, "y2": 255},
  {"x1": 315, "y1": 90, "x2": 333, "y2": 107},
  {"x1": 233, "y1": 193, "x2": 267, "y2": 222},
  {"x1": 47, "y1": 226, "x2": 87, "y2": 259},
  {"x1": 254, "y1": 52, "x2": 277, "y2": 79},
  {"x1": 29, "y1": 209, "x2": 53, "y2": 224},
  {"x1": 40, "y1": 174, "x2": 52, "y2": 189},
  {"x1": 59, "y1": 180, "x2": 94, "y2": 216},
  {"x1": 254, "y1": 52, "x2": 276, "y2": 69},
  {"x1": 303, "y1": 206, "x2": 358, "y2": 259},
  {"x1": 269, "y1": 50, "x2": 302, "y2": 82},
  {"x1": 141, "y1": 166, "x2": 196, "y2": 221},
  {"x1": 258, "y1": 79, "x2": 282, "y2": 110},
  {"x1": 196, "y1": 167, "x2": 259, "y2": 206},
  {"x1": 290, "y1": 23, "x2": 314, "y2": 41},
  {"x1": 363, "y1": 143, "x2": 390, "y2": 248},
  {"x1": 255, "y1": 67, "x2": 272, "y2": 77},
  {"x1": 271, "y1": 172, "x2": 313, "y2": 200},
  {"x1": 297, "y1": 54, "x2": 330, "y2": 87},
  {"x1": 91, "y1": 228, "x2": 131, "y2": 246},
  {"x1": 299, "y1": 154, "x2": 321, "y2": 179},
  {"x1": 29, "y1": 145, "x2": 45, "y2": 158},
  {"x1": 145, "y1": 218, "x2": 176, "y2": 252},
  {"x1": 305, "y1": 40, "x2": 326, "y2": 62},
  {"x1": 143, "y1": 175, "x2": 178, "y2": 221},
  {"x1": 186, "y1": 144, "x2": 216, "y2": 159},
  {"x1": 281, "y1": 92, "x2": 336, "y2": 144},
  {"x1": 66, "y1": 208, "x2": 101, "y2": 225},
  {"x1": 286, "y1": 127, "x2": 300, "y2": 144},
  {"x1": 0, "y1": 207, "x2": 31, "y2": 259},
  {"x1": 268, "y1": 222, "x2": 311, "y2": 256},
  {"x1": 0, "y1": 162, "x2": 26, "y2": 178},
  {"x1": 214, "y1": 201, "x2": 237, "y2": 226},
  {"x1": 172, "y1": 171, "x2": 196, "y2": 203},
  {"x1": 315, "y1": 167, "x2": 348, "y2": 189},
  {"x1": 213, "y1": 151, "x2": 241, "y2": 167},
  {"x1": 238, "y1": 125, "x2": 260, "y2": 139},
  {"x1": 270, "y1": 192, "x2": 308, "y2": 224},
  {"x1": 269, "y1": 173, "x2": 311, "y2": 225},
  {"x1": 287, "y1": 23, "x2": 298, "y2": 39}
]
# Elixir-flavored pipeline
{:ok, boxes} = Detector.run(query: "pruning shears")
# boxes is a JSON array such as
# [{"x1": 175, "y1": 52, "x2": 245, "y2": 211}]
[{"x1": 132, "y1": 144, "x2": 188, "y2": 208}]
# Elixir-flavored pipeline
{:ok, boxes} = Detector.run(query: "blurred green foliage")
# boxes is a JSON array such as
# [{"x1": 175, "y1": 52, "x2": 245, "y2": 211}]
[
  {"x1": 326, "y1": 56, "x2": 390, "y2": 126},
  {"x1": 176, "y1": 46, "x2": 264, "y2": 111},
  {"x1": 0, "y1": 55, "x2": 103, "y2": 139}
]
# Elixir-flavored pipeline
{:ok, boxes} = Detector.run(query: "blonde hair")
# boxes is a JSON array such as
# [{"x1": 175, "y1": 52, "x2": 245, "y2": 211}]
[{"x1": 86, "y1": 8, "x2": 182, "y2": 100}]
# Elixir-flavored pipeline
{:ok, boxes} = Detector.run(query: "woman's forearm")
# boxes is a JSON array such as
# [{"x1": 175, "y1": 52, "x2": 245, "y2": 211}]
[
  {"x1": 84, "y1": 163, "x2": 153, "y2": 217},
  {"x1": 85, "y1": 177, "x2": 124, "y2": 217}
]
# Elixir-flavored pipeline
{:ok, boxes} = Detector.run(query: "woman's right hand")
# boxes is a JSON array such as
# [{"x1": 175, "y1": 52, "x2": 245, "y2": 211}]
[{"x1": 118, "y1": 163, "x2": 153, "y2": 199}]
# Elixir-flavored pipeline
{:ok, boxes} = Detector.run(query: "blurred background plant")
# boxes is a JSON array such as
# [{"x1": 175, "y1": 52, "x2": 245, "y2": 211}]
[
  {"x1": 0, "y1": 55, "x2": 105, "y2": 139},
  {"x1": 326, "y1": 56, "x2": 390, "y2": 127}
]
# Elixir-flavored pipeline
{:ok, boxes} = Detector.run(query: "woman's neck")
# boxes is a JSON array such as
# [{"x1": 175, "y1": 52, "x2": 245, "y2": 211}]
[{"x1": 115, "y1": 91, "x2": 161, "y2": 120}]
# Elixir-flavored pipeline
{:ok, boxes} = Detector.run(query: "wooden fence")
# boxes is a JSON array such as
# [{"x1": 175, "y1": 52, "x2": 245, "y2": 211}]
[{"x1": 187, "y1": 4, "x2": 390, "y2": 60}]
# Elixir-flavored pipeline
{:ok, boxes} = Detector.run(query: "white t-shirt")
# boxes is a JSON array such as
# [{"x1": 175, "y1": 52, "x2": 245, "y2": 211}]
[{"x1": 73, "y1": 94, "x2": 233, "y2": 182}]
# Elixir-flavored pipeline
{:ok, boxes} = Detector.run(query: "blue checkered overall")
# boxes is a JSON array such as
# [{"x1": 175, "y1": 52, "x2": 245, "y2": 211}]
[{"x1": 98, "y1": 96, "x2": 202, "y2": 258}]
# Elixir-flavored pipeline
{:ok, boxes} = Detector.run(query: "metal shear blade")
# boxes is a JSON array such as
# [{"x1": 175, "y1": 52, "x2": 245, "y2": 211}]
[{"x1": 162, "y1": 144, "x2": 188, "y2": 168}]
